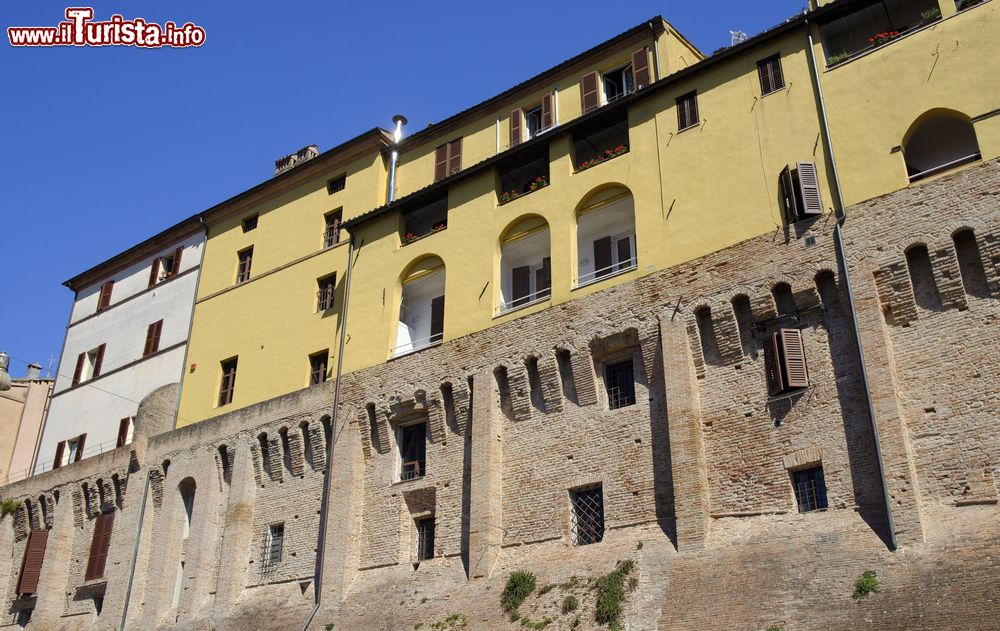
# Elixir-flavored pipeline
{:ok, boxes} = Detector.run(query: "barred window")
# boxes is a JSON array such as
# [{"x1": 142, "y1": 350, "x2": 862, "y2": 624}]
[
  {"x1": 605, "y1": 359, "x2": 636, "y2": 409},
  {"x1": 309, "y1": 350, "x2": 329, "y2": 385},
  {"x1": 415, "y1": 517, "x2": 435, "y2": 562},
  {"x1": 327, "y1": 175, "x2": 346, "y2": 194},
  {"x1": 570, "y1": 485, "x2": 605, "y2": 546},
  {"x1": 263, "y1": 523, "x2": 284, "y2": 569},
  {"x1": 792, "y1": 467, "x2": 828, "y2": 513},
  {"x1": 324, "y1": 210, "x2": 342, "y2": 248},
  {"x1": 242, "y1": 214, "x2": 258, "y2": 233},
  {"x1": 317, "y1": 274, "x2": 337, "y2": 312}
]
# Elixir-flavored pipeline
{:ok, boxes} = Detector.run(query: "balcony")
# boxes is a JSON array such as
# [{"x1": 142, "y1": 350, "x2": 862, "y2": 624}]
[
  {"x1": 401, "y1": 194, "x2": 448, "y2": 245},
  {"x1": 575, "y1": 190, "x2": 637, "y2": 288},
  {"x1": 498, "y1": 217, "x2": 551, "y2": 315},
  {"x1": 393, "y1": 267, "x2": 445, "y2": 358},
  {"x1": 820, "y1": 0, "x2": 942, "y2": 67},
  {"x1": 572, "y1": 111, "x2": 630, "y2": 173},
  {"x1": 497, "y1": 148, "x2": 549, "y2": 206}
]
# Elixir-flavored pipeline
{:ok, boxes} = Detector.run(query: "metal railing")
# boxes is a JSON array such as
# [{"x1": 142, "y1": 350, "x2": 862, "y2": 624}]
[
  {"x1": 323, "y1": 226, "x2": 340, "y2": 249},
  {"x1": 1, "y1": 437, "x2": 126, "y2": 486},
  {"x1": 575, "y1": 257, "x2": 637, "y2": 288},
  {"x1": 400, "y1": 460, "x2": 424, "y2": 481},
  {"x1": 907, "y1": 152, "x2": 981, "y2": 182},
  {"x1": 391, "y1": 332, "x2": 443, "y2": 359},
  {"x1": 497, "y1": 287, "x2": 551, "y2": 315}
]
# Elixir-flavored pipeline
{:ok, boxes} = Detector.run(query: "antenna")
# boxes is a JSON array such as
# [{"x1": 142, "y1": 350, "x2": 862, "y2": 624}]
[{"x1": 730, "y1": 30, "x2": 748, "y2": 46}]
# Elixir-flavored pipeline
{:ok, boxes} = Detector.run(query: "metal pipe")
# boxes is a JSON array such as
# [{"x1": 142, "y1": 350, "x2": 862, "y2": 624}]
[
  {"x1": 300, "y1": 233, "x2": 356, "y2": 631},
  {"x1": 118, "y1": 470, "x2": 151, "y2": 630},
  {"x1": 649, "y1": 22, "x2": 661, "y2": 81},
  {"x1": 805, "y1": 19, "x2": 897, "y2": 550},
  {"x1": 387, "y1": 115, "x2": 407, "y2": 204}
]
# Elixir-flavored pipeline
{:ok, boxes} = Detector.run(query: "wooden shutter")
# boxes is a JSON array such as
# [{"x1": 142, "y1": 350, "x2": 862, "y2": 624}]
[
  {"x1": 541, "y1": 93, "x2": 554, "y2": 129},
  {"x1": 512, "y1": 266, "x2": 531, "y2": 302},
  {"x1": 73, "y1": 353, "x2": 85, "y2": 385},
  {"x1": 677, "y1": 92, "x2": 698, "y2": 130},
  {"x1": 510, "y1": 109, "x2": 523, "y2": 148},
  {"x1": 594, "y1": 237, "x2": 613, "y2": 278},
  {"x1": 580, "y1": 71, "x2": 600, "y2": 114},
  {"x1": 116, "y1": 418, "x2": 130, "y2": 448},
  {"x1": 758, "y1": 55, "x2": 784, "y2": 95},
  {"x1": 171, "y1": 246, "x2": 184, "y2": 277},
  {"x1": 779, "y1": 165, "x2": 800, "y2": 224},
  {"x1": 144, "y1": 320, "x2": 162, "y2": 356},
  {"x1": 779, "y1": 328, "x2": 809, "y2": 388},
  {"x1": 98, "y1": 281, "x2": 114, "y2": 311},
  {"x1": 434, "y1": 144, "x2": 448, "y2": 181},
  {"x1": 93, "y1": 344, "x2": 106, "y2": 377},
  {"x1": 632, "y1": 47, "x2": 651, "y2": 89},
  {"x1": 796, "y1": 162, "x2": 824, "y2": 216},
  {"x1": 53, "y1": 441, "x2": 66, "y2": 469},
  {"x1": 75, "y1": 433, "x2": 87, "y2": 462},
  {"x1": 85, "y1": 511, "x2": 115, "y2": 581},
  {"x1": 763, "y1": 333, "x2": 785, "y2": 395},
  {"x1": 17, "y1": 529, "x2": 48, "y2": 595},
  {"x1": 430, "y1": 295, "x2": 445, "y2": 342},
  {"x1": 148, "y1": 258, "x2": 160, "y2": 287},
  {"x1": 536, "y1": 257, "x2": 552, "y2": 294},
  {"x1": 616, "y1": 237, "x2": 632, "y2": 270},
  {"x1": 447, "y1": 139, "x2": 462, "y2": 175}
]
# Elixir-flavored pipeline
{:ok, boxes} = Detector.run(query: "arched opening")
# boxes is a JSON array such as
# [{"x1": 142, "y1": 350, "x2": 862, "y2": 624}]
[
  {"x1": 298, "y1": 422, "x2": 313, "y2": 470},
  {"x1": 257, "y1": 433, "x2": 271, "y2": 479},
  {"x1": 905, "y1": 245, "x2": 943, "y2": 312},
  {"x1": 218, "y1": 445, "x2": 231, "y2": 485},
  {"x1": 320, "y1": 415, "x2": 332, "y2": 453},
  {"x1": 772, "y1": 282, "x2": 797, "y2": 315},
  {"x1": 904, "y1": 111, "x2": 981, "y2": 182},
  {"x1": 394, "y1": 256, "x2": 446, "y2": 357},
  {"x1": 694, "y1": 306, "x2": 720, "y2": 365},
  {"x1": 278, "y1": 427, "x2": 293, "y2": 474},
  {"x1": 499, "y1": 215, "x2": 551, "y2": 313},
  {"x1": 731, "y1": 295, "x2": 755, "y2": 352},
  {"x1": 575, "y1": 186, "x2": 636, "y2": 287},
  {"x1": 953, "y1": 229, "x2": 990, "y2": 299},
  {"x1": 178, "y1": 478, "x2": 196, "y2": 540}
]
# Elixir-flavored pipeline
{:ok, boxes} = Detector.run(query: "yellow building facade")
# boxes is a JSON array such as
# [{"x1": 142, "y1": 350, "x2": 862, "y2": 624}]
[{"x1": 176, "y1": 0, "x2": 999, "y2": 425}]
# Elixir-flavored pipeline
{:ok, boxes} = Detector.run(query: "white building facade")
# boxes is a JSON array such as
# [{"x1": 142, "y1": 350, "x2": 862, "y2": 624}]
[{"x1": 34, "y1": 219, "x2": 205, "y2": 474}]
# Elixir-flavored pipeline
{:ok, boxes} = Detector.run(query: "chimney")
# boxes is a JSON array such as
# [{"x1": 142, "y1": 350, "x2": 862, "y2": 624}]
[
  {"x1": 25, "y1": 363, "x2": 41, "y2": 380},
  {"x1": 274, "y1": 144, "x2": 320, "y2": 176}
]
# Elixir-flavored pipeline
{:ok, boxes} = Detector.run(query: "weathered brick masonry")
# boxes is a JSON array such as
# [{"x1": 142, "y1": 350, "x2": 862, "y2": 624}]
[{"x1": 1, "y1": 160, "x2": 998, "y2": 630}]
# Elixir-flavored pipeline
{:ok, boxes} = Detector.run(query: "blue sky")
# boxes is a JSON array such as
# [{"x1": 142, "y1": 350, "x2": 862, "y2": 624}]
[{"x1": 0, "y1": 0, "x2": 805, "y2": 378}]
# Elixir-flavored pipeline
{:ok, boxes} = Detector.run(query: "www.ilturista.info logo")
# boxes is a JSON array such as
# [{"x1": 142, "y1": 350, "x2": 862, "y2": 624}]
[{"x1": 8, "y1": 8, "x2": 206, "y2": 48}]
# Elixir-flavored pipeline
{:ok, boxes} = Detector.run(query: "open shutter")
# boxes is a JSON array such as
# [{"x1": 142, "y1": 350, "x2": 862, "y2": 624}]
[
  {"x1": 510, "y1": 109, "x2": 523, "y2": 148},
  {"x1": 429, "y1": 296, "x2": 445, "y2": 342},
  {"x1": 632, "y1": 47, "x2": 651, "y2": 89},
  {"x1": 541, "y1": 93, "x2": 554, "y2": 129},
  {"x1": 98, "y1": 281, "x2": 114, "y2": 311},
  {"x1": 594, "y1": 237, "x2": 613, "y2": 278},
  {"x1": 85, "y1": 511, "x2": 114, "y2": 581},
  {"x1": 447, "y1": 139, "x2": 462, "y2": 175},
  {"x1": 616, "y1": 237, "x2": 632, "y2": 271},
  {"x1": 434, "y1": 145, "x2": 448, "y2": 181},
  {"x1": 53, "y1": 441, "x2": 66, "y2": 469},
  {"x1": 536, "y1": 257, "x2": 552, "y2": 295},
  {"x1": 171, "y1": 246, "x2": 184, "y2": 276},
  {"x1": 75, "y1": 433, "x2": 87, "y2": 462},
  {"x1": 758, "y1": 59, "x2": 772, "y2": 95},
  {"x1": 512, "y1": 266, "x2": 531, "y2": 303},
  {"x1": 93, "y1": 344, "x2": 106, "y2": 377},
  {"x1": 796, "y1": 162, "x2": 824, "y2": 216},
  {"x1": 116, "y1": 418, "x2": 130, "y2": 448},
  {"x1": 148, "y1": 258, "x2": 160, "y2": 288},
  {"x1": 17, "y1": 529, "x2": 48, "y2": 595},
  {"x1": 143, "y1": 324, "x2": 154, "y2": 356},
  {"x1": 780, "y1": 328, "x2": 809, "y2": 388},
  {"x1": 763, "y1": 333, "x2": 785, "y2": 395},
  {"x1": 73, "y1": 353, "x2": 85, "y2": 385},
  {"x1": 580, "y1": 71, "x2": 600, "y2": 114},
  {"x1": 779, "y1": 165, "x2": 800, "y2": 223}
]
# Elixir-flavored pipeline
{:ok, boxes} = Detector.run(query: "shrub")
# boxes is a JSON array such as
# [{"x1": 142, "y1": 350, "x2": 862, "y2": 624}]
[
  {"x1": 501, "y1": 571, "x2": 536, "y2": 614},
  {"x1": 562, "y1": 595, "x2": 579, "y2": 614},
  {"x1": 0, "y1": 498, "x2": 20, "y2": 519},
  {"x1": 827, "y1": 51, "x2": 851, "y2": 66},
  {"x1": 594, "y1": 560, "x2": 635, "y2": 627},
  {"x1": 921, "y1": 6, "x2": 941, "y2": 22},
  {"x1": 852, "y1": 570, "x2": 881, "y2": 599}
]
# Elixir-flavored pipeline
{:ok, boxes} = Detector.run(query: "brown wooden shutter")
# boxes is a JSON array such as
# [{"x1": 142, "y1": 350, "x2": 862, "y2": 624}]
[
  {"x1": 171, "y1": 246, "x2": 184, "y2": 276},
  {"x1": 758, "y1": 55, "x2": 784, "y2": 95},
  {"x1": 763, "y1": 333, "x2": 785, "y2": 395},
  {"x1": 53, "y1": 441, "x2": 66, "y2": 469},
  {"x1": 148, "y1": 258, "x2": 160, "y2": 287},
  {"x1": 536, "y1": 257, "x2": 552, "y2": 295},
  {"x1": 616, "y1": 237, "x2": 632, "y2": 271},
  {"x1": 75, "y1": 433, "x2": 87, "y2": 462},
  {"x1": 510, "y1": 109, "x2": 523, "y2": 148},
  {"x1": 796, "y1": 161, "x2": 824, "y2": 216},
  {"x1": 779, "y1": 165, "x2": 800, "y2": 224},
  {"x1": 541, "y1": 93, "x2": 554, "y2": 129},
  {"x1": 98, "y1": 281, "x2": 114, "y2": 311},
  {"x1": 581, "y1": 71, "x2": 600, "y2": 114},
  {"x1": 85, "y1": 511, "x2": 114, "y2": 581},
  {"x1": 116, "y1": 418, "x2": 130, "y2": 448},
  {"x1": 677, "y1": 92, "x2": 698, "y2": 130},
  {"x1": 429, "y1": 295, "x2": 445, "y2": 342},
  {"x1": 779, "y1": 328, "x2": 809, "y2": 388},
  {"x1": 512, "y1": 266, "x2": 531, "y2": 302},
  {"x1": 632, "y1": 47, "x2": 651, "y2": 89},
  {"x1": 143, "y1": 323, "x2": 154, "y2": 357},
  {"x1": 93, "y1": 344, "x2": 106, "y2": 377},
  {"x1": 144, "y1": 320, "x2": 162, "y2": 356},
  {"x1": 73, "y1": 353, "x2": 85, "y2": 385},
  {"x1": 594, "y1": 237, "x2": 613, "y2": 278},
  {"x1": 447, "y1": 139, "x2": 462, "y2": 175},
  {"x1": 434, "y1": 144, "x2": 448, "y2": 181},
  {"x1": 17, "y1": 529, "x2": 48, "y2": 595}
]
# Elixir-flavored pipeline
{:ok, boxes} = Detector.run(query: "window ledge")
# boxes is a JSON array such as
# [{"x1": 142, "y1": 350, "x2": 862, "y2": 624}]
[
  {"x1": 765, "y1": 385, "x2": 814, "y2": 404},
  {"x1": 573, "y1": 263, "x2": 638, "y2": 290},
  {"x1": 497, "y1": 181, "x2": 549, "y2": 206},
  {"x1": 760, "y1": 85, "x2": 786, "y2": 98},
  {"x1": 494, "y1": 295, "x2": 551, "y2": 318},
  {"x1": 401, "y1": 227, "x2": 447, "y2": 247},
  {"x1": 574, "y1": 148, "x2": 629, "y2": 174},
  {"x1": 677, "y1": 122, "x2": 701, "y2": 134}
]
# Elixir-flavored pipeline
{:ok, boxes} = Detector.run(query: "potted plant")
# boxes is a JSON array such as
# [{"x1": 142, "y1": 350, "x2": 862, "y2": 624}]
[
  {"x1": 402, "y1": 232, "x2": 418, "y2": 244},
  {"x1": 432, "y1": 222, "x2": 446, "y2": 232},
  {"x1": 920, "y1": 6, "x2": 941, "y2": 24},
  {"x1": 958, "y1": 0, "x2": 984, "y2": 10},
  {"x1": 869, "y1": 31, "x2": 901, "y2": 47},
  {"x1": 827, "y1": 50, "x2": 851, "y2": 66}
]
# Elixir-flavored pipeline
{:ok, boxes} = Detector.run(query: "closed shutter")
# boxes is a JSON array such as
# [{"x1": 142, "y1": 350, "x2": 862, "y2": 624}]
[
  {"x1": 795, "y1": 162, "x2": 824, "y2": 216},
  {"x1": 17, "y1": 529, "x2": 48, "y2": 595},
  {"x1": 116, "y1": 418, "x2": 130, "y2": 448},
  {"x1": 93, "y1": 344, "x2": 106, "y2": 377},
  {"x1": 447, "y1": 139, "x2": 462, "y2": 176},
  {"x1": 171, "y1": 246, "x2": 183, "y2": 276},
  {"x1": 144, "y1": 320, "x2": 162, "y2": 356},
  {"x1": 616, "y1": 237, "x2": 632, "y2": 271},
  {"x1": 580, "y1": 71, "x2": 600, "y2": 114},
  {"x1": 434, "y1": 144, "x2": 448, "y2": 181},
  {"x1": 53, "y1": 441, "x2": 66, "y2": 469},
  {"x1": 148, "y1": 258, "x2": 160, "y2": 287},
  {"x1": 758, "y1": 54, "x2": 784, "y2": 95},
  {"x1": 632, "y1": 47, "x2": 651, "y2": 89},
  {"x1": 763, "y1": 333, "x2": 785, "y2": 395},
  {"x1": 73, "y1": 353, "x2": 85, "y2": 385},
  {"x1": 430, "y1": 295, "x2": 445, "y2": 342},
  {"x1": 85, "y1": 511, "x2": 115, "y2": 581},
  {"x1": 536, "y1": 257, "x2": 552, "y2": 297},
  {"x1": 512, "y1": 266, "x2": 531, "y2": 303},
  {"x1": 510, "y1": 109, "x2": 523, "y2": 148},
  {"x1": 677, "y1": 92, "x2": 698, "y2": 130},
  {"x1": 75, "y1": 433, "x2": 87, "y2": 462},
  {"x1": 98, "y1": 281, "x2": 114, "y2": 311},
  {"x1": 594, "y1": 237, "x2": 613, "y2": 278},
  {"x1": 541, "y1": 93, "x2": 554, "y2": 129},
  {"x1": 779, "y1": 165, "x2": 800, "y2": 224},
  {"x1": 780, "y1": 328, "x2": 809, "y2": 388}
]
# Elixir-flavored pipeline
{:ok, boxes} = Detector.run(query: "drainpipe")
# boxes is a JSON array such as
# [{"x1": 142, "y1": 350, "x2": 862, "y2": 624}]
[
  {"x1": 804, "y1": 19, "x2": 897, "y2": 550},
  {"x1": 300, "y1": 233, "x2": 356, "y2": 631},
  {"x1": 386, "y1": 115, "x2": 408, "y2": 204}
]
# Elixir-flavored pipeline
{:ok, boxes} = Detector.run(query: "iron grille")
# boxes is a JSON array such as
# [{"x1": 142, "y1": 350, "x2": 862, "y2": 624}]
[
  {"x1": 317, "y1": 284, "x2": 335, "y2": 311},
  {"x1": 792, "y1": 467, "x2": 828, "y2": 513},
  {"x1": 571, "y1": 486, "x2": 605, "y2": 546},
  {"x1": 415, "y1": 517, "x2": 435, "y2": 561},
  {"x1": 605, "y1": 360, "x2": 636, "y2": 409},
  {"x1": 262, "y1": 524, "x2": 284, "y2": 570}
]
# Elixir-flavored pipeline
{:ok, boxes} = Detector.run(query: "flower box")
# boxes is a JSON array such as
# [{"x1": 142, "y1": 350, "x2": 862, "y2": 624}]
[
  {"x1": 574, "y1": 145, "x2": 629, "y2": 173},
  {"x1": 498, "y1": 176, "x2": 549, "y2": 205}
]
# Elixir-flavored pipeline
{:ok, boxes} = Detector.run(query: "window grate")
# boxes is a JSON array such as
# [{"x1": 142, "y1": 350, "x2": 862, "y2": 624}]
[
  {"x1": 605, "y1": 360, "x2": 636, "y2": 409},
  {"x1": 242, "y1": 215, "x2": 258, "y2": 233},
  {"x1": 415, "y1": 517, "x2": 435, "y2": 561},
  {"x1": 327, "y1": 175, "x2": 346, "y2": 194},
  {"x1": 262, "y1": 523, "x2": 284, "y2": 570},
  {"x1": 571, "y1": 486, "x2": 605, "y2": 546},
  {"x1": 792, "y1": 467, "x2": 828, "y2": 513},
  {"x1": 324, "y1": 210, "x2": 342, "y2": 248},
  {"x1": 309, "y1": 351, "x2": 328, "y2": 385},
  {"x1": 317, "y1": 275, "x2": 336, "y2": 312}
]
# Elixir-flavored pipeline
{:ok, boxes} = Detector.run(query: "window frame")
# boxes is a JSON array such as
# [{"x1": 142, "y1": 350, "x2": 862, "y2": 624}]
[
  {"x1": 309, "y1": 350, "x2": 329, "y2": 386},
  {"x1": 323, "y1": 209, "x2": 342, "y2": 248},
  {"x1": 263, "y1": 522, "x2": 285, "y2": 568},
  {"x1": 397, "y1": 420, "x2": 427, "y2": 482},
  {"x1": 757, "y1": 54, "x2": 785, "y2": 96},
  {"x1": 792, "y1": 466, "x2": 829, "y2": 513},
  {"x1": 602, "y1": 63, "x2": 634, "y2": 104},
  {"x1": 415, "y1": 516, "x2": 435, "y2": 562},
  {"x1": 676, "y1": 90, "x2": 700, "y2": 131},
  {"x1": 570, "y1": 485, "x2": 605, "y2": 546},
  {"x1": 604, "y1": 358, "x2": 637, "y2": 410},
  {"x1": 218, "y1": 357, "x2": 238, "y2": 407},
  {"x1": 236, "y1": 247, "x2": 254, "y2": 284},
  {"x1": 241, "y1": 214, "x2": 258, "y2": 233},
  {"x1": 327, "y1": 174, "x2": 346, "y2": 194},
  {"x1": 316, "y1": 274, "x2": 337, "y2": 312}
]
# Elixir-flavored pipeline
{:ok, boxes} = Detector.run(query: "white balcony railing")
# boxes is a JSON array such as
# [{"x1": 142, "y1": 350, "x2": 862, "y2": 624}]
[
  {"x1": 574, "y1": 257, "x2": 637, "y2": 289},
  {"x1": 391, "y1": 332, "x2": 443, "y2": 359},
  {"x1": 497, "y1": 287, "x2": 551, "y2": 315}
]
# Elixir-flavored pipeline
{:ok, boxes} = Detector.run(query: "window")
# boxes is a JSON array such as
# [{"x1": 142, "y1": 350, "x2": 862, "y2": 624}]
[
  {"x1": 97, "y1": 281, "x2": 114, "y2": 312},
  {"x1": 763, "y1": 328, "x2": 809, "y2": 396},
  {"x1": 792, "y1": 466, "x2": 828, "y2": 513},
  {"x1": 395, "y1": 265, "x2": 445, "y2": 357},
  {"x1": 778, "y1": 162, "x2": 825, "y2": 223},
  {"x1": 398, "y1": 422, "x2": 427, "y2": 481},
  {"x1": 904, "y1": 113, "x2": 981, "y2": 182},
  {"x1": 524, "y1": 105, "x2": 543, "y2": 139},
  {"x1": 84, "y1": 511, "x2": 115, "y2": 580},
  {"x1": 327, "y1": 174, "x2": 346, "y2": 194},
  {"x1": 570, "y1": 486, "x2": 605, "y2": 546},
  {"x1": 415, "y1": 517, "x2": 435, "y2": 562},
  {"x1": 309, "y1": 350, "x2": 329, "y2": 385},
  {"x1": 317, "y1": 274, "x2": 337, "y2": 312},
  {"x1": 402, "y1": 195, "x2": 448, "y2": 243},
  {"x1": 324, "y1": 210, "x2": 342, "y2": 248},
  {"x1": 242, "y1": 214, "x2": 258, "y2": 233},
  {"x1": 499, "y1": 218, "x2": 551, "y2": 313},
  {"x1": 236, "y1": 247, "x2": 253, "y2": 284},
  {"x1": 676, "y1": 91, "x2": 699, "y2": 131},
  {"x1": 434, "y1": 138, "x2": 462, "y2": 181},
  {"x1": 73, "y1": 344, "x2": 105, "y2": 385},
  {"x1": 148, "y1": 247, "x2": 183, "y2": 287},
  {"x1": 263, "y1": 523, "x2": 284, "y2": 568},
  {"x1": 218, "y1": 357, "x2": 238, "y2": 406},
  {"x1": 602, "y1": 63, "x2": 634, "y2": 104},
  {"x1": 576, "y1": 189, "x2": 636, "y2": 286},
  {"x1": 604, "y1": 360, "x2": 636, "y2": 409},
  {"x1": 511, "y1": 94, "x2": 554, "y2": 147},
  {"x1": 143, "y1": 320, "x2": 163, "y2": 357},
  {"x1": 757, "y1": 54, "x2": 785, "y2": 95},
  {"x1": 16, "y1": 608, "x2": 32, "y2": 628},
  {"x1": 53, "y1": 433, "x2": 86, "y2": 468},
  {"x1": 116, "y1": 417, "x2": 132, "y2": 448},
  {"x1": 572, "y1": 110, "x2": 629, "y2": 170}
]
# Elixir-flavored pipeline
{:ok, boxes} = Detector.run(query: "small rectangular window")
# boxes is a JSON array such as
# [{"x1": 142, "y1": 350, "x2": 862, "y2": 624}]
[
  {"x1": 324, "y1": 210, "x2": 342, "y2": 248},
  {"x1": 327, "y1": 174, "x2": 346, "y2": 194},
  {"x1": 399, "y1": 422, "x2": 427, "y2": 481},
  {"x1": 792, "y1": 466, "x2": 828, "y2": 513},
  {"x1": 433, "y1": 139, "x2": 462, "y2": 181},
  {"x1": 571, "y1": 485, "x2": 605, "y2": 546},
  {"x1": 757, "y1": 54, "x2": 785, "y2": 95},
  {"x1": 317, "y1": 274, "x2": 337, "y2": 312},
  {"x1": 143, "y1": 320, "x2": 163, "y2": 357},
  {"x1": 236, "y1": 247, "x2": 253, "y2": 284},
  {"x1": 602, "y1": 63, "x2": 634, "y2": 104},
  {"x1": 263, "y1": 523, "x2": 284, "y2": 567},
  {"x1": 219, "y1": 357, "x2": 238, "y2": 406},
  {"x1": 415, "y1": 517, "x2": 435, "y2": 562},
  {"x1": 309, "y1": 350, "x2": 329, "y2": 385},
  {"x1": 605, "y1": 360, "x2": 636, "y2": 409},
  {"x1": 116, "y1": 417, "x2": 131, "y2": 448},
  {"x1": 676, "y1": 91, "x2": 699, "y2": 131},
  {"x1": 97, "y1": 281, "x2": 114, "y2": 312},
  {"x1": 242, "y1": 214, "x2": 258, "y2": 233}
]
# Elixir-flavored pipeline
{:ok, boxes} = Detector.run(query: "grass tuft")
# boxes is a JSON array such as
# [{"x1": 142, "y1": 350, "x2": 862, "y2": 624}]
[{"x1": 501, "y1": 570, "x2": 536, "y2": 614}]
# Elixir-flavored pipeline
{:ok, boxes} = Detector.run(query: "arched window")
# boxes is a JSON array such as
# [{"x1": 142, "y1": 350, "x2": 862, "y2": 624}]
[
  {"x1": 218, "y1": 445, "x2": 231, "y2": 485},
  {"x1": 394, "y1": 256, "x2": 446, "y2": 357},
  {"x1": 499, "y1": 216, "x2": 551, "y2": 313},
  {"x1": 575, "y1": 186, "x2": 636, "y2": 287},
  {"x1": 904, "y1": 111, "x2": 981, "y2": 182},
  {"x1": 178, "y1": 478, "x2": 196, "y2": 540},
  {"x1": 772, "y1": 282, "x2": 797, "y2": 315},
  {"x1": 953, "y1": 229, "x2": 990, "y2": 299}
]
